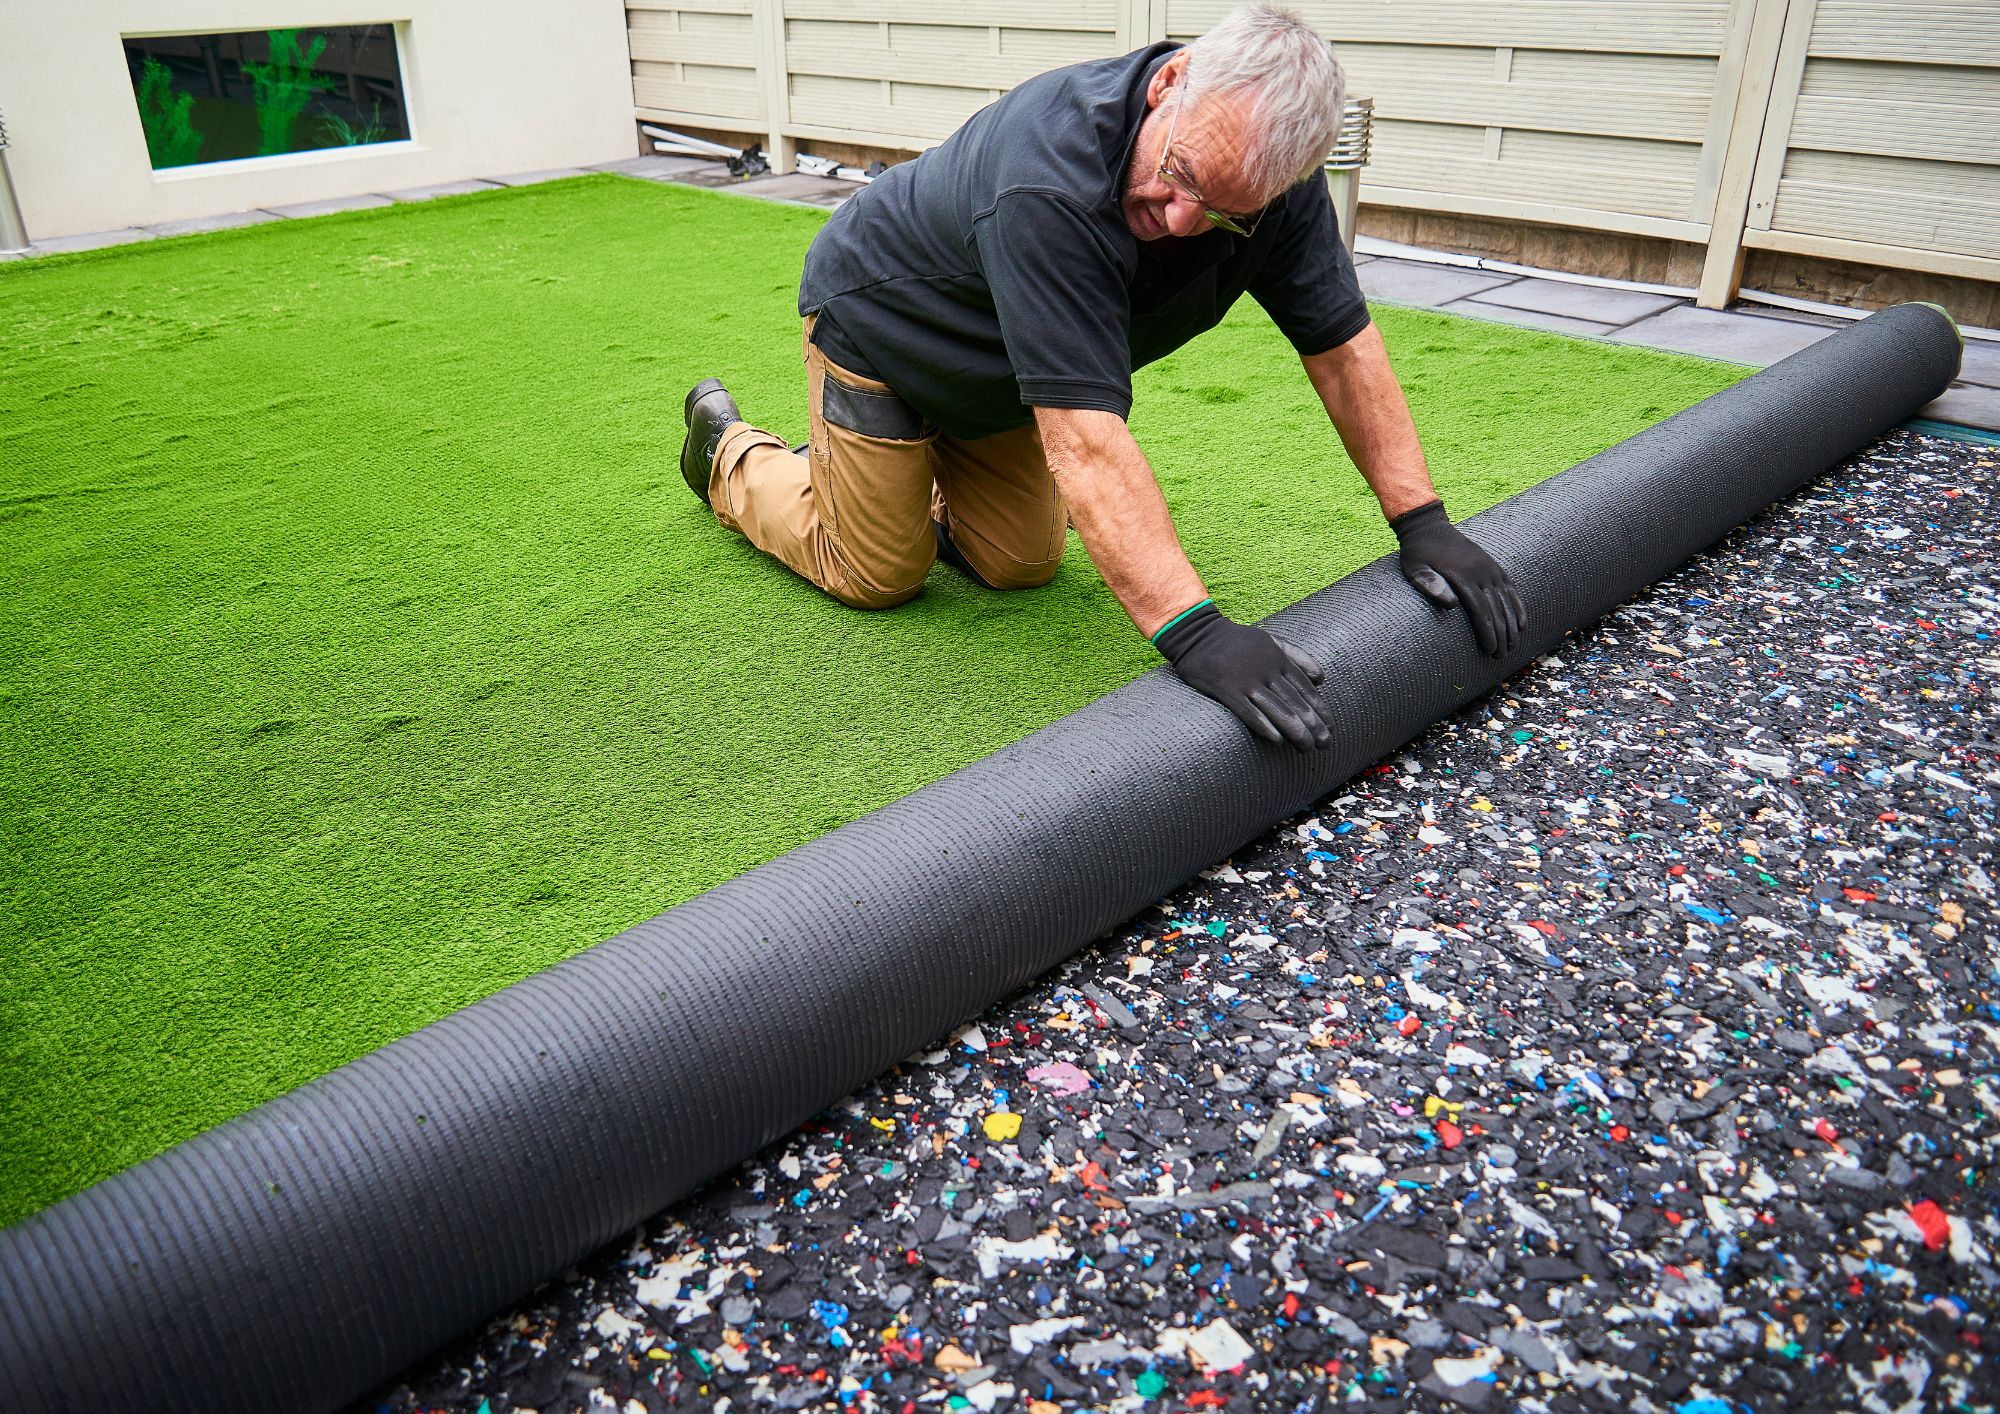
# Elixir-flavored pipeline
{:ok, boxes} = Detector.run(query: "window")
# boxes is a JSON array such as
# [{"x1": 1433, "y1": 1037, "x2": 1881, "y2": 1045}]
[{"x1": 124, "y1": 26, "x2": 410, "y2": 171}]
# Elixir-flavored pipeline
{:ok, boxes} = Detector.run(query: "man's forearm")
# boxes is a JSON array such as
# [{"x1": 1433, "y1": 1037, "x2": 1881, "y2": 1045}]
[
  {"x1": 1301, "y1": 322, "x2": 1438, "y2": 519},
  {"x1": 1034, "y1": 406, "x2": 1207, "y2": 638}
]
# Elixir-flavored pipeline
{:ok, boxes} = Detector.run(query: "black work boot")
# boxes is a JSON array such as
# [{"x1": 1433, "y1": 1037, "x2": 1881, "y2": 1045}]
[{"x1": 680, "y1": 378, "x2": 742, "y2": 506}]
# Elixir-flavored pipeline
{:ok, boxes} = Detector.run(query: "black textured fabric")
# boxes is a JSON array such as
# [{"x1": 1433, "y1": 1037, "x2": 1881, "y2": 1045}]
[{"x1": 0, "y1": 305, "x2": 1959, "y2": 1414}]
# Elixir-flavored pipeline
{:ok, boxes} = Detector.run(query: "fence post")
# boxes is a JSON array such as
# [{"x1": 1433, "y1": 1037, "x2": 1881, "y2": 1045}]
[
  {"x1": 1124, "y1": 0, "x2": 1167, "y2": 48},
  {"x1": 1699, "y1": 0, "x2": 1794, "y2": 309},
  {"x1": 752, "y1": 0, "x2": 794, "y2": 174}
]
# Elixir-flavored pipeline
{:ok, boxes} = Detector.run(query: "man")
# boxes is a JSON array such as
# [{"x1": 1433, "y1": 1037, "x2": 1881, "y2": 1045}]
[{"x1": 679, "y1": 3, "x2": 1525, "y2": 752}]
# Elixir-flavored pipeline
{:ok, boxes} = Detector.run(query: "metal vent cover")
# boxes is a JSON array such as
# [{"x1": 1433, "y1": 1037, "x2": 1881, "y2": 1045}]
[{"x1": 1326, "y1": 96, "x2": 1373, "y2": 170}]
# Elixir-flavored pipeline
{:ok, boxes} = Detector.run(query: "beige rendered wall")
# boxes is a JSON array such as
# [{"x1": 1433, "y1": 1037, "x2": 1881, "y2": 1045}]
[{"x1": 0, "y1": 1, "x2": 639, "y2": 240}]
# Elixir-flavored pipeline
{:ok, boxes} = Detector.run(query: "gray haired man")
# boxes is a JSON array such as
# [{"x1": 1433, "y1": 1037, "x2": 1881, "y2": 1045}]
[{"x1": 680, "y1": 3, "x2": 1525, "y2": 751}]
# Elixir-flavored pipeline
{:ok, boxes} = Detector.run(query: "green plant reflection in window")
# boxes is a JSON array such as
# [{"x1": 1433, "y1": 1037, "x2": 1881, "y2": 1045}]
[
  {"x1": 243, "y1": 29, "x2": 334, "y2": 156},
  {"x1": 321, "y1": 102, "x2": 389, "y2": 148},
  {"x1": 136, "y1": 57, "x2": 204, "y2": 167}
]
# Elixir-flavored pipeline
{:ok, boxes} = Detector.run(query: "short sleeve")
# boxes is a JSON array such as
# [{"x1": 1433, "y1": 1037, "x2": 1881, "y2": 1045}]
[
  {"x1": 1249, "y1": 177, "x2": 1372, "y2": 358},
  {"x1": 974, "y1": 190, "x2": 1137, "y2": 418}
]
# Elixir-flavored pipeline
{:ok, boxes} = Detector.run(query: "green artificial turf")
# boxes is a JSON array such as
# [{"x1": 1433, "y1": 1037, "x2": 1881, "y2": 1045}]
[{"x1": 0, "y1": 175, "x2": 1748, "y2": 1224}]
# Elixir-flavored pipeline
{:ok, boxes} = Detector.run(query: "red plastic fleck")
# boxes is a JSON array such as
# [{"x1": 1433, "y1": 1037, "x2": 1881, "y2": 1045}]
[
  {"x1": 1814, "y1": 1118, "x2": 1841, "y2": 1146},
  {"x1": 1396, "y1": 1014, "x2": 1422, "y2": 1037},
  {"x1": 1609, "y1": 1124, "x2": 1630, "y2": 1143},
  {"x1": 1437, "y1": 1120, "x2": 1463, "y2": 1150},
  {"x1": 1909, "y1": 1200, "x2": 1951, "y2": 1251}
]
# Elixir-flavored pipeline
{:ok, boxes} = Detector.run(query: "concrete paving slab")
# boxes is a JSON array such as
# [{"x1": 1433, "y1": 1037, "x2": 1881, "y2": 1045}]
[
  {"x1": 1608, "y1": 305, "x2": 1832, "y2": 366},
  {"x1": 384, "y1": 179, "x2": 501, "y2": 202},
  {"x1": 1736, "y1": 302, "x2": 1849, "y2": 329},
  {"x1": 595, "y1": 155, "x2": 716, "y2": 180},
  {"x1": 488, "y1": 167, "x2": 593, "y2": 187},
  {"x1": 732, "y1": 172, "x2": 861, "y2": 206},
  {"x1": 1954, "y1": 336, "x2": 2000, "y2": 389},
  {"x1": 1916, "y1": 383, "x2": 2000, "y2": 433},
  {"x1": 672, "y1": 165, "x2": 761, "y2": 189},
  {"x1": 266, "y1": 193, "x2": 395, "y2": 219},
  {"x1": 26, "y1": 228, "x2": 153, "y2": 254},
  {"x1": 145, "y1": 210, "x2": 283, "y2": 237},
  {"x1": 1434, "y1": 299, "x2": 1620, "y2": 340},
  {"x1": 1359, "y1": 258, "x2": 1517, "y2": 307},
  {"x1": 1741, "y1": 307, "x2": 1996, "y2": 387},
  {"x1": 1464, "y1": 277, "x2": 1682, "y2": 326}
]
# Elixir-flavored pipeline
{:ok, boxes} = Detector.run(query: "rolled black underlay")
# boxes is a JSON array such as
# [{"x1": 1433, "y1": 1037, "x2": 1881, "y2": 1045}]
[{"x1": 0, "y1": 304, "x2": 1961, "y2": 1413}]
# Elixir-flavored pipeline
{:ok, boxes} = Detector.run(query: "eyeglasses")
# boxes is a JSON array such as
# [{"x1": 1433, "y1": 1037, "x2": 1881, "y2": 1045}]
[{"x1": 1155, "y1": 86, "x2": 1264, "y2": 238}]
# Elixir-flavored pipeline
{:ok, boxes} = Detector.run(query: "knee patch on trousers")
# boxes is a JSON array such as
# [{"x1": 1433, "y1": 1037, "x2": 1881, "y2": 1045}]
[{"x1": 823, "y1": 373, "x2": 929, "y2": 442}]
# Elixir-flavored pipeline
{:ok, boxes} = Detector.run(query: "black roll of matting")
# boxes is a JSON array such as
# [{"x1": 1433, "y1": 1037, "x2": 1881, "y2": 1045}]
[{"x1": 0, "y1": 303, "x2": 1961, "y2": 1411}]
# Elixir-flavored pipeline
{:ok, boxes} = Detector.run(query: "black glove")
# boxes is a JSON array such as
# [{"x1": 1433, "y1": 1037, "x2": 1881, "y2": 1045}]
[
  {"x1": 1390, "y1": 499, "x2": 1525, "y2": 658},
  {"x1": 1153, "y1": 600, "x2": 1330, "y2": 752}
]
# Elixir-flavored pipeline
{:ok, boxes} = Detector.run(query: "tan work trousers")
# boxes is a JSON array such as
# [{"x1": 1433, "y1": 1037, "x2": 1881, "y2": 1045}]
[{"x1": 707, "y1": 319, "x2": 1067, "y2": 609}]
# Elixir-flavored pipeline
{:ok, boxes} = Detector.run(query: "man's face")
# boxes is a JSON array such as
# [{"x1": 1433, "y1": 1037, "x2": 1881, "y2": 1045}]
[{"x1": 1123, "y1": 63, "x2": 1266, "y2": 243}]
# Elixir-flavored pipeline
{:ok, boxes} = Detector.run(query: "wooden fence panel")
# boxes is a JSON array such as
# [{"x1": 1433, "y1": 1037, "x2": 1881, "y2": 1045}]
[
  {"x1": 627, "y1": 3, "x2": 763, "y2": 124},
  {"x1": 778, "y1": 4, "x2": 1125, "y2": 147},
  {"x1": 620, "y1": 0, "x2": 1996, "y2": 291},
  {"x1": 1165, "y1": 1, "x2": 1745, "y2": 239},
  {"x1": 1742, "y1": 0, "x2": 2000, "y2": 273}
]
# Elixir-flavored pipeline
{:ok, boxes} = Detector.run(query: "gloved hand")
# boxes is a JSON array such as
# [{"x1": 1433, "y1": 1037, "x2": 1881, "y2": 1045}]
[
  {"x1": 1153, "y1": 600, "x2": 1330, "y2": 751},
  {"x1": 1390, "y1": 500, "x2": 1525, "y2": 658}
]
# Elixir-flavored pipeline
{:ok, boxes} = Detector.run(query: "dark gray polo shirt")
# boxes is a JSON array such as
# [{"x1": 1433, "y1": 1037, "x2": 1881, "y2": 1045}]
[{"x1": 797, "y1": 41, "x2": 1370, "y2": 443}]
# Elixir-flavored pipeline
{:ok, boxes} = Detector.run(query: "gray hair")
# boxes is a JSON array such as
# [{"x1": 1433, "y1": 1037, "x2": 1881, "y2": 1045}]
[{"x1": 1182, "y1": 3, "x2": 1346, "y2": 200}]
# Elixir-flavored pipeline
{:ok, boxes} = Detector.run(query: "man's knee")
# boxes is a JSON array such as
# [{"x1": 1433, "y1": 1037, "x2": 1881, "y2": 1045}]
[
  {"x1": 825, "y1": 558, "x2": 932, "y2": 610},
  {"x1": 974, "y1": 551, "x2": 1063, "y2": 591},
  {"x1": 950, "y1": 526, "x2": 1064, "y2": 591}
]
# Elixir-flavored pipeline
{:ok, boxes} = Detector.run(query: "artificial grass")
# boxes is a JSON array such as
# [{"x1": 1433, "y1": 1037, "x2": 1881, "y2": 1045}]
[{"x1": 0, "y1": 175, "x2": 1748, "y2": 1225}]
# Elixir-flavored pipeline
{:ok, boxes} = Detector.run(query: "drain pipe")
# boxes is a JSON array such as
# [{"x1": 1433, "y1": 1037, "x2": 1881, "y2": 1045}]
[
  {"x1": 1323, "y1": 96, "x2": 1372, "y2": 255},
  {"x1": 0, "y1": 105, "x2": 28, "y2": 253}
]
